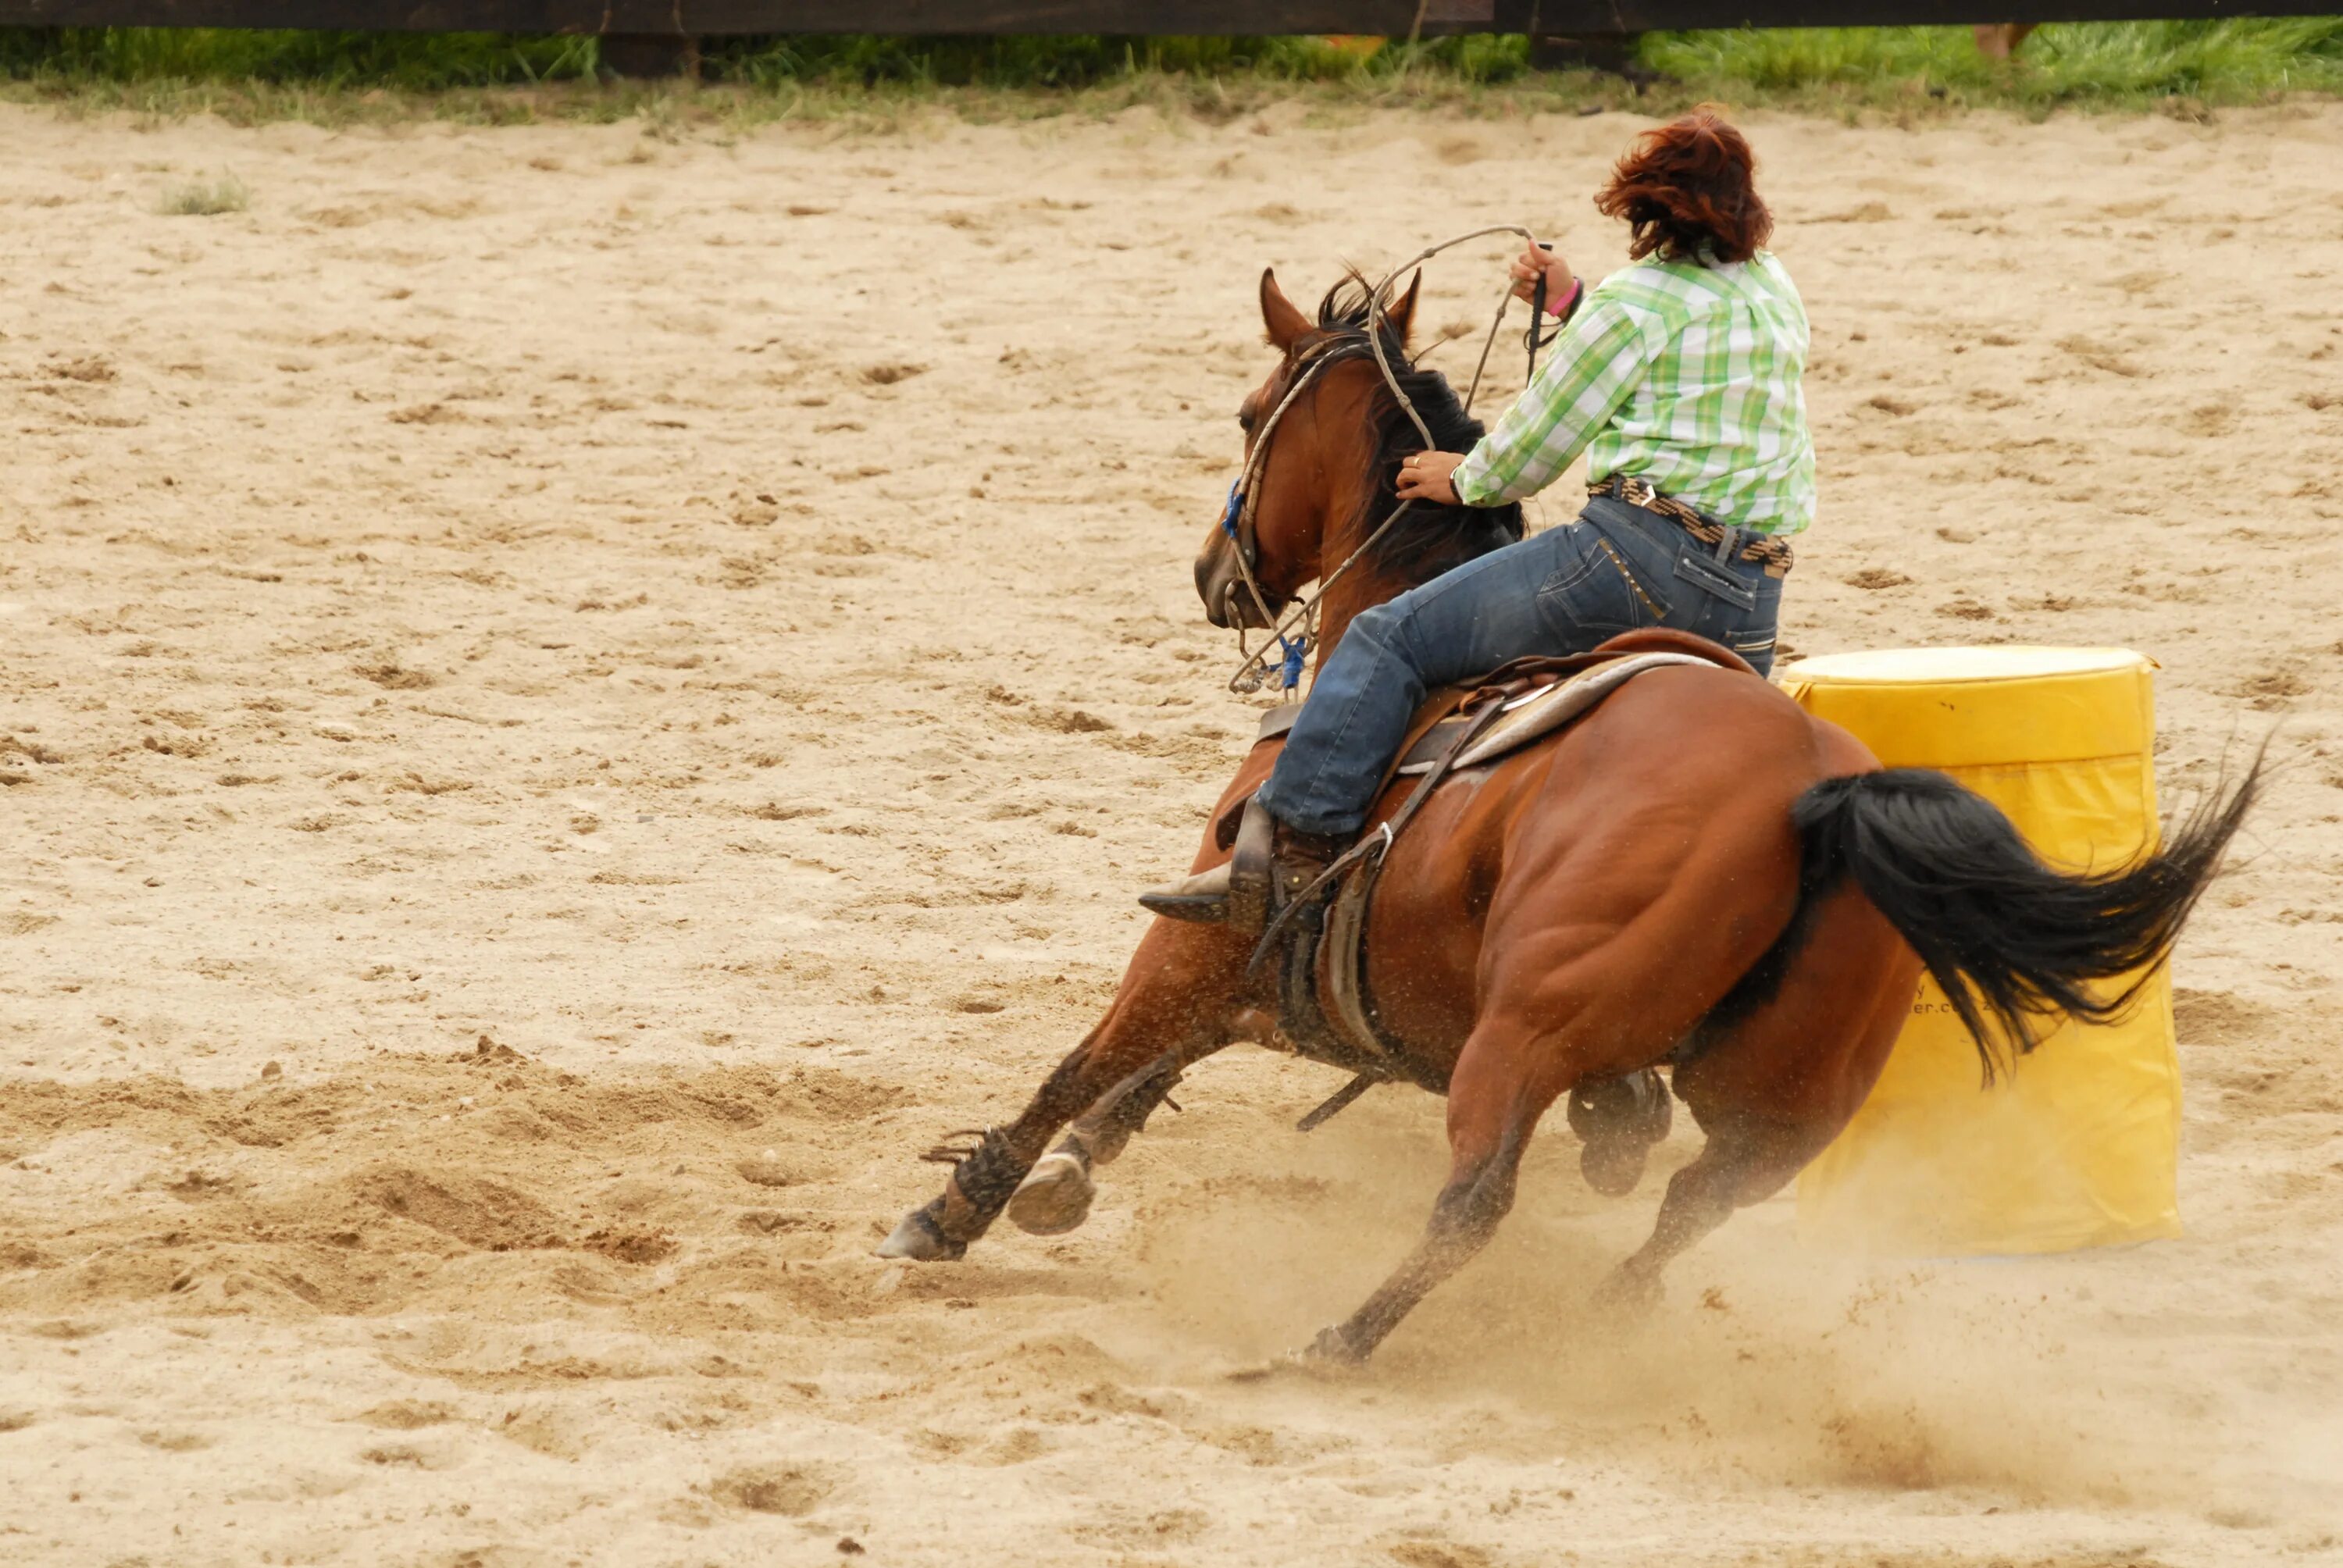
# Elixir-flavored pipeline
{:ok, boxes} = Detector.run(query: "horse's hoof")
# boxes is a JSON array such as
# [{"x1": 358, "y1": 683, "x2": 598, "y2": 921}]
[
  {"x1": 1589, "y1": 1265, "x2": 1661, "y2": 1315},
  {"x1": 1289, "y1": 1324, "x2": 1368, "y2": 1369},
  {"x1": 1568, "y1": 1071, "x2": 1671, "y2": 1197},
  {"x1": 1005, "y1": 1151, "x2": 1094, "y2": 1236},
  {"x1": 874, "y1": 1201, "x2": 965, "y2": 1262},
  {"x1": 1579, "y1": 1135, "x2": 1652, "y2": 1198}
]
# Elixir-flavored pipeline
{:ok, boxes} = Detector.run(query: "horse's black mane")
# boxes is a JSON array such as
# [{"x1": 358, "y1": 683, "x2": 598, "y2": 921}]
[{"x1": 1307, "y1": 273, "x2": 1526, "y2": 579}]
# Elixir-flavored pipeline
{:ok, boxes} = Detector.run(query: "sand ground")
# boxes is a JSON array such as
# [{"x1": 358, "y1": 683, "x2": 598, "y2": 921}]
[{"x1": 2, "y1": 97, "x2": 2340, "y2": 1566}]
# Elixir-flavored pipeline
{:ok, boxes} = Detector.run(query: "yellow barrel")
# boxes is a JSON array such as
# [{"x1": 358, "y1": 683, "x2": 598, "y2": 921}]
[{"x1": 1777, "y1": 647, "x2": 2181, "y2": 1255}]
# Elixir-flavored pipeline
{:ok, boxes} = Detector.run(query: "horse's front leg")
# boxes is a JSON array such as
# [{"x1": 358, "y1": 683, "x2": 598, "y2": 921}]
[
  {"x1": 876, "y1": 917, "x2": 1253, "y2": 1261},
  {"x1": 1000, "y1": 1048, "x2": 1183, "y2": 1238},
  {"x1": 1005, "y1": 1001, "x2": 1278, "y2": 1236}
]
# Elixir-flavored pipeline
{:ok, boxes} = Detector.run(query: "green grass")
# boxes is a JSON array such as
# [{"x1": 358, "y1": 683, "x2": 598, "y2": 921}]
[
  {"x1": 2, "y1": 22, "x2": 2339, "y2": 126},
  {"x1": 1649, "y1": 20, "x2": 2343, "y2": 113},
  {"x1": 0, "y1": 25, "x2": 597, "y2": 88}
]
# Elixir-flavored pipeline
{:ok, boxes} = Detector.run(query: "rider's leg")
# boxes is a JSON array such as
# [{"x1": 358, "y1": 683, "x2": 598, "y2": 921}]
[
  {"x1": 1144, "y1": 522, "x2": 1614, "y2": 926},
  {"x1": 1252, "y1": 525, "x2": 1604, "y2": 837}
]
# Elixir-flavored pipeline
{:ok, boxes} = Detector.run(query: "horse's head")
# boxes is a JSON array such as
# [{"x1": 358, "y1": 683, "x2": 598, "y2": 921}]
[
  {"x1": 1192, "y1": 269, "x2": 1524, "y2": 651},
  {"x1": 1193, "y1": 269, "x2": 1413, "y2": 632}
]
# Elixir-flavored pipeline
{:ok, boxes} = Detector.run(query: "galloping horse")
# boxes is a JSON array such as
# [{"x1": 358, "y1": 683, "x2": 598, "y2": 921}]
[{"x1": 878, "y1": 269, "x2": 2254, "y2": 1365}]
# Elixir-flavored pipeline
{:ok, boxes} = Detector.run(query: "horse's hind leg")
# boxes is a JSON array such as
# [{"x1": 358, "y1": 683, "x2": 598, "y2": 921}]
[
  {"x1": 1305, "y1": 800, "x2": 1803, "y2": 1364},
  {"x1": 1596, "y1": 888, "x2": 1918, "y2": 1310},
  {"x1": 1307, "y1": 946, "x2": 1745, "y2": 1363},
  {"x1": 1300, "y1": 1014, "x2": 1562, "y2": 1363},
  {"x1": 878, "y1": 917, "x2": 1251, "y2": 1261},
  {"x1": 1592, "y1": 1117, "x2": 1806, "y2": 1312}
]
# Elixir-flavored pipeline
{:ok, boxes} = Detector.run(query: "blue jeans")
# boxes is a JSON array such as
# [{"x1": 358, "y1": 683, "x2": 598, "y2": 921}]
[{"x1": 1254, "y1": 497, "x2": 1785, "y2": 837}]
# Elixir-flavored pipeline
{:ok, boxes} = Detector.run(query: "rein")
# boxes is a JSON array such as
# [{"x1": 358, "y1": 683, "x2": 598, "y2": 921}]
[{"x1": 1224, "y1": 225, "x2": 1548, "y2": 698}]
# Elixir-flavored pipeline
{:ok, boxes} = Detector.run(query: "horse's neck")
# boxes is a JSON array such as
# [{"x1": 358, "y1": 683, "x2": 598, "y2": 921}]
[
  {"x1": 1311, "y1": 525, "x2": 1435, "y2": 670},
  {"x1": 1303, "y1": 366, "x2": 1446, "y2": 669}
]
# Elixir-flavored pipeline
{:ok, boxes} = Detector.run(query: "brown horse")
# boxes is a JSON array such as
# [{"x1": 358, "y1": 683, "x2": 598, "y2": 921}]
[{"x1": 877, "y1": 269, "x2": 2254, "y2": 1365}]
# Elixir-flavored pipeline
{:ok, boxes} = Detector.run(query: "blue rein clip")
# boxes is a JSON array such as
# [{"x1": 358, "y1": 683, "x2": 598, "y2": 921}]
[
  {"x1": 1218, "y1": 481, "x2": 1243, "y2": 540},
  {"x1": 1275, "y1": 634, "x2": 1307, "y2": 693}
]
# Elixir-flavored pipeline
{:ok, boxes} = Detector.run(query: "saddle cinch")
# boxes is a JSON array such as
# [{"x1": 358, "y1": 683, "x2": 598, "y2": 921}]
[{"x1": 1225, "y1": 629, "x2": 1757, "y2": 1185}]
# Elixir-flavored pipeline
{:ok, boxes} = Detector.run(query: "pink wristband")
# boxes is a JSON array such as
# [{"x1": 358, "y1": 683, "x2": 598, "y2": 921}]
[{"x1": 1545, "y1": 278, "x2": 1585, "y2": 319}]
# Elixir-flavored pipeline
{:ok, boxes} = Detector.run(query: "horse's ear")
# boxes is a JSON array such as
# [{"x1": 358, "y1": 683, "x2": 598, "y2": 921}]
[
  {"x1": 1383, "y1": 269, "x2": 1422, "y2": 349},
  {"x1": 1260, "y1": 268, "x2": 1312, "y2": 351}
]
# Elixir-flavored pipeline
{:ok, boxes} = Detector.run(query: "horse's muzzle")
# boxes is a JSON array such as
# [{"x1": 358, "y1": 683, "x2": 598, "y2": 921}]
[{"x1": 1196, "y1": 536, "x2": 1282, "y2": 630}]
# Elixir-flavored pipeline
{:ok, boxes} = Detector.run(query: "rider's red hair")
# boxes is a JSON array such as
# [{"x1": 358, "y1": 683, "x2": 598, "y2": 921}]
[{"x1": 1596, "y1": 109, "x2": 1773, "y2": 265}]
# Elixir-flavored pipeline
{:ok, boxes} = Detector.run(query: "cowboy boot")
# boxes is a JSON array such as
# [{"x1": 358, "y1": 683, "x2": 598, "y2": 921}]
[{"x1": 1139, "y1": 796, "x2": 1350, "y2": 935}]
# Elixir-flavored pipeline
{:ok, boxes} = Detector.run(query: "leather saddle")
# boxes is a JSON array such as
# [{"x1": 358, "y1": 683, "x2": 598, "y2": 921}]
[{"x1": 1215, "y1": 628, "x2": 1756, "y2": 854}]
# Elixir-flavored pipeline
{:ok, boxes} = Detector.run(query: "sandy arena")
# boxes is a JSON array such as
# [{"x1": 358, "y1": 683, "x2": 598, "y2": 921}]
[{"x1": 2, "y1": 98, "x2": 2341, "y2": 1566}]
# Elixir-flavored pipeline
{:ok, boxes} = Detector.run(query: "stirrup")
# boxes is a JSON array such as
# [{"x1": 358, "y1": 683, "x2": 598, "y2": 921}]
[{"x1": 1138, "y1": 795, "x2": 1275, "y2": 932}]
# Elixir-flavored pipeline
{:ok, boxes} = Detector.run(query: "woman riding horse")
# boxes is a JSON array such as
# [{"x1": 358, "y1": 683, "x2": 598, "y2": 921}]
[
  {"x1": 876, "y1": 128, "x2": 2252, "y2": 1356},
  {"x1": 1147, "y1": 109, "x2": 1810, "y2": 930}
]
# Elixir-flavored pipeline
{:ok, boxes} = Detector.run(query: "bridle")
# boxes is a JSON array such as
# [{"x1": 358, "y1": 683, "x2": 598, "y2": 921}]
[{"x1": 1219, "y1": 226, "x2": 1557, "y2": 697}]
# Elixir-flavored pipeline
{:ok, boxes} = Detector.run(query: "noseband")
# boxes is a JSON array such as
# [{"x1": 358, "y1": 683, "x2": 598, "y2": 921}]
[{"x1": 1214, "y1": 342, "x2": 1352, "y2": 689}]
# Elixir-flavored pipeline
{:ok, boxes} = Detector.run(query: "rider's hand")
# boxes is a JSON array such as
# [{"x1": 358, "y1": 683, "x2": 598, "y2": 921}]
[
  {"x1": 1510, "y1": 244, "x2": 1576, "y2": 310},
  {"x1": 1396, "y1": 451, "x2": 1466, "y2": 506}
]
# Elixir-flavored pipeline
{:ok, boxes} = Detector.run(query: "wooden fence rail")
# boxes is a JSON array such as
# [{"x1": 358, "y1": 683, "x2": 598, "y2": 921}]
[{"x1": 2, "y1": 0, "x2": 2332, "y2": 30}]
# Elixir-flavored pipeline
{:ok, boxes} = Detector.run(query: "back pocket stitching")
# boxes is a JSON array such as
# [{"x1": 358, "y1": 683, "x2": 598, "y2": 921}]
[{"x1": 1593, "y1": 536, "x2": 1666, "y2": 623}]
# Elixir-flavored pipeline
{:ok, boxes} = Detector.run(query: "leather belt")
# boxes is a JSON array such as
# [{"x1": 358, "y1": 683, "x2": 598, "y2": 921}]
[{"x1": 1589, "y1": 476, "x2": 1796, "y2": 579}]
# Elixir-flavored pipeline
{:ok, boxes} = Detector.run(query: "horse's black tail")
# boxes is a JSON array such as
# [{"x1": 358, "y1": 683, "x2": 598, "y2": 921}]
[{"x1": 1794, "y1": 761, "x2": 2259, "y2": 1082}]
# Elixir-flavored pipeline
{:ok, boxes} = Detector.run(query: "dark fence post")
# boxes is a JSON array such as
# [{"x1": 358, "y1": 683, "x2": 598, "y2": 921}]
[{"x1": 600, "y1": 32, "x2": 701, "y2": 77}]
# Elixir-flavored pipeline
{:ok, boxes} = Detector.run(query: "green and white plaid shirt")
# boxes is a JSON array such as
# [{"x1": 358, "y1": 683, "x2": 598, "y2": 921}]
[{"x1": 1453, "y1": 250, "x2": 1815, "y2": 536}]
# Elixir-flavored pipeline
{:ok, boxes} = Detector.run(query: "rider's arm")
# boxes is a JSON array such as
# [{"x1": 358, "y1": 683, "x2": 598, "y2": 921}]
[{"x1": 1452, "y1": 292, "x2": 1660, "y2": 508}]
